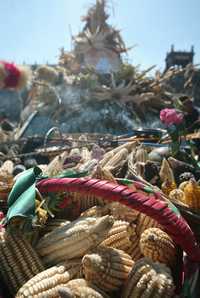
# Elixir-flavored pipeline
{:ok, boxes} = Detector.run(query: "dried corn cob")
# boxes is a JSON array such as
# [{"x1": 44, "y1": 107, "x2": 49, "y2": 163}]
[
  {"x1": 99, "y1": 141, "x2": 137, "y2": 168},
  {"x1": 107, "y1": 202, "x2": 140, "y2": 222},
  {"x1": 99, "y1": 151, "x2": 115, "y2": 168},
  {"x1": 16, "y1": 260, "x2": 81, "y2": 298},
  {"x1": 82, "y1": 246, "x2": 134, "y2": 292},
  {"x1": 103, "y1": 148, "x2": 128, "y2": 171},
  {"x1": 136, "y1": 213, "x2": 161, "y2": 236},
  {"x1": 159, "y1": 158, "x2": 175, "y2": 183},
  {"x1": 0, "y1": 160, "x2": 14, "y2": 175},
  {"x1": 161, "y1": 180, "x2": 177, "y2": 196},
  {"x1": 111, "y1": 141, "x2": 137, "y2": 155},
  {"x1": 58, "y1": 279, "x2": 109, "y2": 298},
  {"x1": 169, "y1": 189, "x2": 185, "y2": 203},
  {"x1": 126, "y1": 150, "x2": 137, "y2": 179},
  {"x1": 101, "y1": 220, "x2": 133, "y2": 252},
  {"x1": 179, "y1": 181, "x2": 189, "y2": 191},
  {"x1": 127, "y1": 232, "x2": 142, "y2": 262},
  {"x1": 80, "y1": 146, "x2": 92, "y2": 163},
  {"x1": 77, "y1": 158, "x2": 97, "y2": 172},
  {"x1": 0, "y1": 229, "x2": 44, "y2": 295},
  {"x1": 132, "y1": 161, "x2": 145, "y2": 177},
  {"x1": 91, "y1": 165, "x2": 116, "y2": 182},
  {"x1": 183, "y1": 179, "x2": 200, "y2": 210},
  {"x1": 140, "y1": 228, "x2": 176, "y2": 265},
  {"x1": 36, "y1": 215, "x2": 114, "y2": 266},
  {"x1": 135, "y1": 146, "x2": 148, "y2": 163},
  {"x1": 122, "y1": 257, "x2": 175, "y2": 298}
]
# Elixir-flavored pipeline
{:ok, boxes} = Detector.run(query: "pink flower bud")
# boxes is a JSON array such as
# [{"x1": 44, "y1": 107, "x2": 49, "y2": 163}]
[{"x1": 160, "y1": 108, "x2": 183, "y2": 126}]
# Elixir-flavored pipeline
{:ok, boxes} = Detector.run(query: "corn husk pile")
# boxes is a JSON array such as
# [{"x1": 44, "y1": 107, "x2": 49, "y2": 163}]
[{"x1": 15, "y1": 0, "x2": 200, "y2": 136}]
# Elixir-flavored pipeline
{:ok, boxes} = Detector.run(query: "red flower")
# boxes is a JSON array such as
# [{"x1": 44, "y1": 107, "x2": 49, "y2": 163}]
[
  {"x1": 160, "y1": 108, "x2": 183, "y2": 126},
  {"x1": 0, "y1": 61, "x2": 21, "y2": 89}
]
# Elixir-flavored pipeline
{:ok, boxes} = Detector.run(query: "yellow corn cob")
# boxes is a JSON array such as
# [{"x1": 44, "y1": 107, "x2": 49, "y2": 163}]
[
  {"x1": 16, "y1": 260, "x2": 81, "y2": 298},
  {"x1": 58, "y1": 279, "x2": 109, "y2": 298},
  {"x1": 159, "y1": 158, "x2": 175, "y2": 183},
  {"x1": 139, "y1": 228, "x2": 176, "y2": 265},
  {"x1": 0, "y1": 229, "x2": 44, "y2": 295},
  {"x1": 161, "y1": 180, "x2": 177, "y2": 196},
  {"x1": 169, "y1": 189, "x2": 185, "y2": 203},
  {"x1": 121, "y1": 257, "x2": 175, "y2": 298},
  {"x1": 101, "y1": 220, "x2": 134, "y2": 252},
  {"x1": 179, "y1": 181, "x2": 189, "y2": 191},
  {"x1": 36, "y1": 216, "x2": 114, "y2": 266},
  {"x1": 183, "y1": 179, "x2": 200, "y2": 210},
  {"x1": 82, "y1": 246, "x2": 134, "y2": 293}
]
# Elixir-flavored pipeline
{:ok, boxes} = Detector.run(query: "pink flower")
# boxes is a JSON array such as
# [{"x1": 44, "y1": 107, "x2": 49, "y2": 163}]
[{"x1": 160, "y1": 108, "x2": 183, "y2": 126}]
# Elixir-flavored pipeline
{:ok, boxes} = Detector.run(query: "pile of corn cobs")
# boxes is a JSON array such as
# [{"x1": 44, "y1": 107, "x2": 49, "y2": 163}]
[{"x1": 1, "y1": 138, "x2": 199, "y2": 297}]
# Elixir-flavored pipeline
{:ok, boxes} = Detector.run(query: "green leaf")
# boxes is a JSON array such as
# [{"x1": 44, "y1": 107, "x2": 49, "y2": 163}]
[
  {"x1": 6, "y1": 167, "x2": 42, "y2": 224},
  {"x1": 8, "y1": 167, "x2": 42, "y2": 207},
  {"x1": 6, "y1": 184, "x2": 36, "y2": 223}
]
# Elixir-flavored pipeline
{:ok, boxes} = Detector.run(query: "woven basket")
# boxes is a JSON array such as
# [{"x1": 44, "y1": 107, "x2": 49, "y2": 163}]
[
  {"x1": 1, "y1": 177, "x2": 200, "y2": 297},
  {"x1": 36, "y1": 177, "x2": 200, "y2": 297}
]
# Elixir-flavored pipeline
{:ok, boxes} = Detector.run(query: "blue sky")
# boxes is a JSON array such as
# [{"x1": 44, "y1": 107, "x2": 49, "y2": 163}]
[{"x1": 0, "y1": 0, "x2": 199, "y2": 72}]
